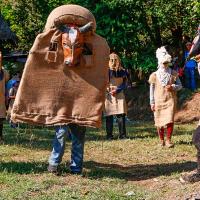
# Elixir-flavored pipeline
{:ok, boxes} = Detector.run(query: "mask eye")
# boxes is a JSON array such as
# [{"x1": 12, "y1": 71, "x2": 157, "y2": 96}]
[
  {"x1": 74, "y1": 43, "x2": 82, "y2": 48},
  {"x1": 62, "y1": 41, "x2": 71, "y2": 48},
  {"x1": 63, "y1": 43, "x2": 69, "y2": 48}
]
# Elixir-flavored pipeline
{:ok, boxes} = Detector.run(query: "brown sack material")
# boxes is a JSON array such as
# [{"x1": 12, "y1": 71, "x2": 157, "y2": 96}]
[
  {"x1": 44, "y1": 4, "x2": 96, "y2": 32},
  {"x1": 11, "y1": 5, "x2": 110, "y2": 128},
  {"x1": 148, "y1": 71, "x2": 177, "y2": 127}
]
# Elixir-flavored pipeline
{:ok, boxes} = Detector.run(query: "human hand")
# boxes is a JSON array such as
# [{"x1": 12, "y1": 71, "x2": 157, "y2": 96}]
[
  {"x1": 151, "y1": 104, "x2": 155, "y2": 112},
  {"x1": 110, "y1": 90, "x2": 117, "y2": 96},
  {"x1": 165, "y1": 84, "x2": 173, "y2": 91}
]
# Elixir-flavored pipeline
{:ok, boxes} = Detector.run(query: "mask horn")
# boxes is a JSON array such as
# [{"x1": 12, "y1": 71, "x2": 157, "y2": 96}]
[{"x1": 79, "y1": 22, "x2": 93, "y2": 33}]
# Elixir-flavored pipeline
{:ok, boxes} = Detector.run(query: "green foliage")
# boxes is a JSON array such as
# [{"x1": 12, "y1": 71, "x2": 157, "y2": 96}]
[
  {"x1": 3, "y1": 61, "x2": 24, "y2": 75},
  {"x1": 0, "y1": 0, "x2": 200, "y2": 73}
]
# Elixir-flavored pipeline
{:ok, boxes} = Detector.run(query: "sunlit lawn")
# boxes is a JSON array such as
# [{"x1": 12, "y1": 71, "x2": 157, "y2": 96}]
[{"x1": 0, "y1": 121, "x2": 198, "y2": 200}]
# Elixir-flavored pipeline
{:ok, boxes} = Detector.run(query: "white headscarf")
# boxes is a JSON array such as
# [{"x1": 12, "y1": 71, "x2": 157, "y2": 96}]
[{"x1": 155, "y1": 46, "x2": 172, "y2": 86}]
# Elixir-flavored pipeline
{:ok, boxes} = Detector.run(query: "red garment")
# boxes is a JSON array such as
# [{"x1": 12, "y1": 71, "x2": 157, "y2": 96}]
[
  {"x1": 166, "y1": 123, "x2": 174, "y2": 140},
  {"x1": 178, "y1": 68, "x2": 184, "y2": 77},
  {"x1": 158, "y1": 127, "x2": 164, "y2": 140},
  {"x1": 157, "y1": 123, "x2": 174, "y2": 141}
]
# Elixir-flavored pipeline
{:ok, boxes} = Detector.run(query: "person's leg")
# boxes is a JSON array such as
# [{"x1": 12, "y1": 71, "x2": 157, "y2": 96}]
[
  {"x1": 68, "y1": 124, "x2": 86, "y2": 174},
  {"x1": 184, "y1": 68, "x2": 190, "y2": 89},
  {"x1": 0, "y1": 118, "x2": 4, "y2": 142},
  {"x1": 48, "y1": 126, "x2": 68, "y2": 172},
  {"x1": 116, "y1": 114, "x2": 127, "y2": 139},
  {"x1": 106, "y1": 115, "x2": 114, "y2": 139},
  {"x1": 157, "y1": 126, "x2": 165, "y2": 146},
  {"x1": 190, "y1": 68, "x2": 196, "y2": 91},
  {"x1": 166, "y1": 123, "x2": 174, "y2": 148}
]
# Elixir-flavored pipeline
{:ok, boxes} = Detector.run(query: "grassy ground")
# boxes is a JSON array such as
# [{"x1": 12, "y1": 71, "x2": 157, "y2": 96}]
[{"x1": 0, "y1": 121, "x2": 199, "y2": 200}]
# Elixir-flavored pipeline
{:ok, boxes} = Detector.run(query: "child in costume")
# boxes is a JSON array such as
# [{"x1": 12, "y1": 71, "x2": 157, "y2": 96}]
[{"x1": 149, "y1": 46, "x2": 182, "y2": 147}]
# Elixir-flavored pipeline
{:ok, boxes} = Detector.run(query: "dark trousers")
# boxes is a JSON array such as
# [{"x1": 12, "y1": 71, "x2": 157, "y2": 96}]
[
  {"x1": 106, "y1": 114, "x2": 126, "y2": 138},
  {"x1": 184, "y1": 68, "x2": 196, "y2": 91},
  {"x1": 0, "y1": 119, "x2": 3, "y2": 138}
]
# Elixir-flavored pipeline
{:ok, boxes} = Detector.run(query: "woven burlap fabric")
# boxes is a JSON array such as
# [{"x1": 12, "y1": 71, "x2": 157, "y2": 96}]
[
  {"x1": 44, "y1": 4, "x2": 96, "y2": 32},
  {"x1": 11, "y1": 5, "x2": 109, "y2": 128},
  {"x1": 104, "y1": 76, "x2": 127, "y2": 116},
  {"x1": 149, "y1": 71, "x2": 178, "y2": 127}
]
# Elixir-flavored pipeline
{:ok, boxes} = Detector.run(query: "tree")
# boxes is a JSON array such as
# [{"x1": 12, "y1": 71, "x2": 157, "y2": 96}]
[{"x1": 1, "y1": 0, "x2": 200, "y2": 74}]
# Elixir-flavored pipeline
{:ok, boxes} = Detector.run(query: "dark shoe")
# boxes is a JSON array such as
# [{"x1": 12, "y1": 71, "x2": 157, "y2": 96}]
[
  {"x1": 106, "y1": 135, "x2": 114, "y2": 140},
  {"x1": 119, "y1": 135, "x2": 128, "y2": 139},
  {"x1": 180, "y1": 172, "x2": 200, "y2": 183},
  {"x1": 10, "y1": 122, "x2": 18, "y2": 129},
  {"x1": 0, "y1": 136, "x2": 4, "y2": 144},
  {"x1": 70, "y1": 171, "x2": 82, "y2": 175},
  {"x1": 47, "y1": 164, "x2": 59, "y2": 175}
]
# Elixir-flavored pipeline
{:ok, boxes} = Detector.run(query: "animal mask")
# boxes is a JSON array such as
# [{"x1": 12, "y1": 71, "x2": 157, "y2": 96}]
[
  {"x1": 156, "y1": 46, "x2": 172, "y2": 66},
  {"x1": 56, "y1": 22, "x2": 93, "y2": 66}
]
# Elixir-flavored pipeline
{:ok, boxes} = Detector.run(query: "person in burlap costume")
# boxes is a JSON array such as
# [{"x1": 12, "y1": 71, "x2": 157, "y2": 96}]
[
  {"x1": 104, "y1": 53, "x2": 128, "y2": 139},
  {"x1": 180, "y1": 24, "x2": 200, "y2": 183},
  {"x1": 11, "y1": 4, "x2": 110, "y2": 174},
  {"x1": 149, "y1": 46, "x2": 182, "y2": 148},
  {"x1": 0, "y1": 51, "x2": 9, "y2": 142}
]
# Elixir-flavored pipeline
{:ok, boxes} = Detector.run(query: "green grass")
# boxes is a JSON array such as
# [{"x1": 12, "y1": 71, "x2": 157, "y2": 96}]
[{"x1": 0, "y1": 121, "x2": 199, "y2": 200}]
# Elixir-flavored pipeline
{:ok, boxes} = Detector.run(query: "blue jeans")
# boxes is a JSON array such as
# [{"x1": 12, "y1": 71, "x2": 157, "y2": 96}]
[
  {"x1": 184, "y1": 67, "x2": 196, "y2": 91},
  {"x1": 48, "y1": 124, "x2": 86, "y2": 173}
]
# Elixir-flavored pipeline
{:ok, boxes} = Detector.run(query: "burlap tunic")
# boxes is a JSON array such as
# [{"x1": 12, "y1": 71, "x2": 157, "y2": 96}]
[
  {"x1": 149, "y1": 70, "x2": 178, "y2": 127},
  {"x1": 104, "y1": 76, "x2": 127, "y2": 116},
  {"x1": 0, "y1": 69, "x2": 9, "y2": 118}
]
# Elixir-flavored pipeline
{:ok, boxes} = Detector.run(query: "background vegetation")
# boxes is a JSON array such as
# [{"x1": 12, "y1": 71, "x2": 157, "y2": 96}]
[{"x1": 1, "y1": 0, "x2": 200, "y2": 73}]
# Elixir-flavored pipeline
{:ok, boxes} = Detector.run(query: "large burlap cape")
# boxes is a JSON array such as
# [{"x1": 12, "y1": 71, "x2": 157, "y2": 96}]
[{"x1": 11, "y1": 5, "x2": 110, "y2": 128}]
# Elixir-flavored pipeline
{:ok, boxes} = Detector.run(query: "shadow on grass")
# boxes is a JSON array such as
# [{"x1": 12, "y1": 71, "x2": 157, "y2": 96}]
[
  {"x1": 3, "y1": 127, "x2": 53, "y2": 150},
  {"x1": 0, "y1": 160, "x2": 196, "y2": 181},
  {"x1": 3, "y1": 123, "x2": 158, "y2": 149},
  {"x1": 86, "y1": 124, "x2": 194, "y2": 141},
  {"x1": 84, "y1": 160, "x2": 196, "y2": 181},
  {"x1": 2, "y1": 122, "x2": 194, "y2": 150},
  {"x1": 0, "y1": 161, "x2": 70, "y2": 174},
  {"x1": 0, "y1": 161, "x2": 48, "y2": 174},
  {"x1": 175, "y1": 140, "x2": 193, "y2": 145},
  {"x1": 86, "y1": 124, "x2": 158, "y2": 141}
]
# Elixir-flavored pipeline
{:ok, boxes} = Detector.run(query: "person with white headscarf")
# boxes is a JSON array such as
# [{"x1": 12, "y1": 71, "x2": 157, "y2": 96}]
[{"x1": 148, "y1": 46, "x2": 182, "y2": 147}]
